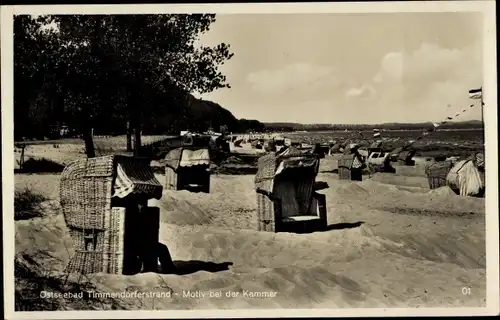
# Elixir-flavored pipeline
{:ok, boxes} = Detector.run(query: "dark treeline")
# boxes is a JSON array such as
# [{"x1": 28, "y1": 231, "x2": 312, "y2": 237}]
[
  {"x1": 263, "y1": 120, "x2": 484, "y2": 132},
  {"x1": 14, "y1": 15, "x2": 264, "y2": 156}
]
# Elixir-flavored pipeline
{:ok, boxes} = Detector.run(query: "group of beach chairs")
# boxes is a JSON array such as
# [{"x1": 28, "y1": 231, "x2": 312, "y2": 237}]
[{"x1": 59, "y1": 142, "x2": 329, "y2": 276}]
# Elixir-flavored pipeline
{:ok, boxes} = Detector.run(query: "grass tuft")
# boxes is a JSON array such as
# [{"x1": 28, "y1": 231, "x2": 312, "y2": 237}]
[{"x1": 14, "y1": 188, "x2": 47, "y2": 221}]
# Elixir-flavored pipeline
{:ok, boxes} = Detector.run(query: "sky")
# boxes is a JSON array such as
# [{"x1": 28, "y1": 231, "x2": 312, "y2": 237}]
[{"x1": 196, "y1": 12, "x2": 484, "y2": 124}]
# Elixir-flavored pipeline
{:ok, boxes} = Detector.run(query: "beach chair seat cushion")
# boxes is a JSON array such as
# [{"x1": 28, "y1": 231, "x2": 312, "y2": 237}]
[{"x1": 282, "y1": 215, "x2": 322, "y2": 222}]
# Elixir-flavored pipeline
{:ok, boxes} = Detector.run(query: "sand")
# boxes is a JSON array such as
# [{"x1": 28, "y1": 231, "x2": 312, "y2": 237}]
[{"x1": 14, "y1": 157, "x2": 486, "y2": 310}]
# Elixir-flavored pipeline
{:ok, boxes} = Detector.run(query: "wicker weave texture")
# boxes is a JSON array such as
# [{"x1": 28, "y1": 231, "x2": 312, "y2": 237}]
[
  {"x1": 60, "y1": 156, "x2": 115, "y2": 230},
  {"x1": 254, "y1": 153, "x2": 278, "y2": 188},
  {"x1": 338, "y1": 155, "x2": 354, "y2": 180},
  {"x1": 61, "y1": 155, "x2": 163, "y2": 275},
  {"x1": 338, "y1": 167, "x2": 351, "y2": 180},
  {"x1": 256, "y1": 192, "x2": 327, "y2": 233},
  {"x1": 427, "y1": 176, "x2": 448, "y2": 189},
  {"x1": 165, "y1": 166, "x2": 178, "y2": 190},
  {"x1": 425, "y1": 161, "x2": 453, "y2": 189},
  {"x1": 65, "y1": 206, "x2": 126, "y2": 274},
  {"x1": 255, "y1": 151, "x2": 327, "y2": 232},
  {"x1": 256, "y1": 193, "x2": 278, "y2": 232}
]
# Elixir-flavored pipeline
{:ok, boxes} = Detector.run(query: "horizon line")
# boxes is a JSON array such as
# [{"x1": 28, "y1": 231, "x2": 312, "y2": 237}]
[{"x1": 258, "y1": 120, "x2": 483, "y2": 125}]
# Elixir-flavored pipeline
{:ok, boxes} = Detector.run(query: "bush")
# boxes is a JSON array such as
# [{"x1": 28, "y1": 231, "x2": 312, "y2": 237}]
[
  {"x1": 14, "y1": 188, "x2": 47, "y2": 221},
  {"x1": 19, "y1": 158, "x2": 65, "y2": 173}
]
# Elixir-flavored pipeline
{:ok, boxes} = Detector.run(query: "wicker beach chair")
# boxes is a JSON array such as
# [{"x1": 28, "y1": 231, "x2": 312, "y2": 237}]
[
  {"x1": 338, "y1": 154, "x2": 355, "y2": 180},
  {"x1": 254, "y1": 147, "x2": 328, "y2": 233},
  {"x1": 395, "y1": 150, "x2": 416, "y2": 166},
  {"x1": 338, "y1": 153, "x2": 365, "y2": 181},
  {"x1": 425, "y1": 160, "x2": 454, "y2": 189},
  {"x1": 164, "y1": 147, "x2": 211, "y2": 193},
  {"x1": 60, "y1": 155, "x2": 163, "y2": 275}
]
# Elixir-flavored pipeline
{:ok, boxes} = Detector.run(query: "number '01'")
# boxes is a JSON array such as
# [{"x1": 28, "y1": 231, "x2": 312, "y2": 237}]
[{"x1": 462, "y1": 287, "x2": 471, "y2": 295}]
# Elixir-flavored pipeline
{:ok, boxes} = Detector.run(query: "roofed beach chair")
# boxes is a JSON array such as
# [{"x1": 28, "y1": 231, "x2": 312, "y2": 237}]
[
  {"x1": 425, "y1": 158, "x2": 454, "y2": 190},
  {"x1": 338, "y1": 144, "x2": 365, "y2": 181},
  {"x1": 396, "y1": 150, "x2": 416, "y2": 166},
  {"x1": 446, "y1": 159, "x2": 485, "y2": 197},
  {"x1": 60, "y1": 155, "x2": 163, "y2": 275},
  {"x1": 164, "y1": 147, "x2": 211, "y2": 193},
  {"x1": 254, "y1": 147, "x2": 328, "y2": 233}
]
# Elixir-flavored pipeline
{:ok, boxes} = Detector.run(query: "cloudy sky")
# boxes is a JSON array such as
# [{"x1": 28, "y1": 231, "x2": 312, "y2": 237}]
[{"x1": 196, "y1": 12, "x2": 484, "y2": 124}]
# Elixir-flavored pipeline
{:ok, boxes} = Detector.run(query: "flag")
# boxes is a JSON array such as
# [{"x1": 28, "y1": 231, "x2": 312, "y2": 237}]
[
  {"x1": 469, "y1": 88, "x2": 482, "y2": 99},
  {"x1": 432, "y1": 122, "x2": 440, "y2": 128}
]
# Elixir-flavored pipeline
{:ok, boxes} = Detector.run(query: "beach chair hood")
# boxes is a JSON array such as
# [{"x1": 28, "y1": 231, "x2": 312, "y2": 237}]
[
  {"x1": 446, "y1": 159, "x2": 484, "y2": 196},
  {"x1": 113, "y1": 156, "x2": 163, "y2": 199},
  {"x1": 164, "y1": 147, "x2": 210, "y2": 170},
  {"x1": 254, "y1": 147, "x2": 319, "y2": 193},
  {"x1": 339, "y1": 154, "x2": 356, "y2": 170},
  {"x1": 60, "y1": 155, "x2": 162, "y2": 230}
]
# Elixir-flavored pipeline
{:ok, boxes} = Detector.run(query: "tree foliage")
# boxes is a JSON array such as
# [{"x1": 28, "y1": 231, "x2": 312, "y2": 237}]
[{"x1": 14, "y1": 14, "x2": 238, "y2": 156}]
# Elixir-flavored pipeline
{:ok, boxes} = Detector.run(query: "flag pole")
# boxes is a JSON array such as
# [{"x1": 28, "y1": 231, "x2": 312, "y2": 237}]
[
  {"x1": 480, "y1": 86, "x2": 484, "y2": 125},
  {"x1": 480, "y1": 86, "x2": 485, "y2": 157}
]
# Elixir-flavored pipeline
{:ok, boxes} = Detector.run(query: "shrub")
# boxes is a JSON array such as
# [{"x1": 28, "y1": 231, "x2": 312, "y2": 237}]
[
  {"x1": 14, "y1": 188, "x2": 47, "y2": 221},
  {"x1": 20, "y1": 158, "x2": 65, "y2": 173}
]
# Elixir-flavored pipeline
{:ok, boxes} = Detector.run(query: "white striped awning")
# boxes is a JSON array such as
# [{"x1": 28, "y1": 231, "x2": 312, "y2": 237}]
[
  {"x1": 113, "y1": 158, "x2": 163, "y2": 199},
  {"x1": 165, "y1": 148, "x2": 210, "y2": 170},
  {"x1": 475, "y1": 152, "x2": 485, "y2": 168},
  {"x1": 180, "y1": 148, "x2": 210, "y2": 167},
  {"x1": 352, "y1": 156, "x2": 363, "y2": 169}
]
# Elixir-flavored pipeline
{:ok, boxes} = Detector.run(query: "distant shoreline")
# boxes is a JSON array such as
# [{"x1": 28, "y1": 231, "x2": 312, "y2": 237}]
[{"x1": 287, "y1": 128, "x2": 484, "y2": 134}]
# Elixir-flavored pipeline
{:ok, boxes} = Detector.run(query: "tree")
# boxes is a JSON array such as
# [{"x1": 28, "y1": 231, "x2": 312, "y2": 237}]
[
  {"x1": 55, "y1": 14, "x2": 233, "y2": 156},
  {"x1": 108, "y1": 15, "x2": 234, "y2": 155},
  {"x1": 14, "y1": 15, "x2": 62, "y2": 140},
  {"x1": 15, "y1": 14, "x2": 234, "y2": 158}
]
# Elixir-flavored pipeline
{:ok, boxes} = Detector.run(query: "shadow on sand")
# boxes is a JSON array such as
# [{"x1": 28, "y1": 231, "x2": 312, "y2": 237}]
[
  {"x1": 171, "y1": 261, "x2": 234, "y2": 275},
  {"x1": 320, "y1": 169, "x2": 339, "y2": 174},
  {"x1": 325, "y1": 221, "x2": 365, "y2": 231},
  {"x1": 156, "y1": 243, "x2": 233, "y2": 275}
]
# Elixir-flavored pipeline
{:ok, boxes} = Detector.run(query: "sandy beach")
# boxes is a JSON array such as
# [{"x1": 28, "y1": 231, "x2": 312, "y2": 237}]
[{"x1": 14, "y1": 156, "x2": 486, "y2": 310}]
